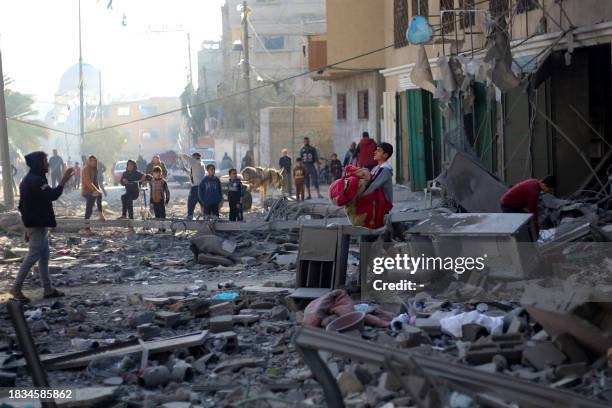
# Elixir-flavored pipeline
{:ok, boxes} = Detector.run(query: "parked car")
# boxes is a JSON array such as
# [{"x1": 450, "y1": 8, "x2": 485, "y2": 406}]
[{"x1": 112, "y1": 160, "x2": 128, "y2": 186}]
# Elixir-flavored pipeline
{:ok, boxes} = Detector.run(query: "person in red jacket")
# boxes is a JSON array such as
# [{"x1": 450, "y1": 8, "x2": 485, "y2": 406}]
[
  {"x1": 355, "y1": 131, "x2": 377, "y2": 170},
  {"x1": 500, "y1": 175, "x2": 556, "y2": 234}
]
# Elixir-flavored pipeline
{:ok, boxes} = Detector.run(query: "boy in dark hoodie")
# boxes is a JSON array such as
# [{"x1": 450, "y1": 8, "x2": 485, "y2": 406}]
[
  {"x1": 11, "y1": 151, "x2": 74, "y2": 302},
  {"x1": 226, "y1": 168, "x2": 243, "y2": 221},
  {"x1": 198, "y1": 164, "x2": 222, "y2": 216},
  {"x1": 119, "y1": 160, "x2": 147, "y2": 228}
]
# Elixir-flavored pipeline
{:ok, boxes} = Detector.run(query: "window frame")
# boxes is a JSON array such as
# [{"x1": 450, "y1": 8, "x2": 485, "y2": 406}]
[{"x1": 357, "y1": 90, "x2": 369, "y2": 120}]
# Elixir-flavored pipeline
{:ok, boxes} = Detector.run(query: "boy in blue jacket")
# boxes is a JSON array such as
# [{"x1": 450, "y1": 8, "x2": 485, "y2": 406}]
[
  {"x1": 227, "y1": 168, "x2": 243, "y2": 221},
  {"x1": 198, "y1": 164, "x2": 222, "y2": 216}
]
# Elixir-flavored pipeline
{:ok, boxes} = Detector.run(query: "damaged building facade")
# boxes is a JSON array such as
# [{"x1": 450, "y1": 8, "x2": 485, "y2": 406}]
[{"x1": 379, "y1": 0, "x2": 612, "y2": 194}]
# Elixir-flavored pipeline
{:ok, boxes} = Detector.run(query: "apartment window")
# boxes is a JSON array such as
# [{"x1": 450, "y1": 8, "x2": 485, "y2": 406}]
[
  {"x1": 489, "y1": 0, "x2": 509, "y2": 18},
  {"x1": 357, "y1": 90, "x2": 369, "y2": 120},
  {"x1": 459, "y1": 0, "x2": 476, "y2": 29},
  {"x1": 139, "y1": 105, "x2": 158, "y2": 116},
  {"x1": 411, "y1": 0, "x2": 429, "y2": 17},
  {"x1": 262, "y1": 35, "x2": 285, "y2": 50},
  {"x1": 117, "y1": 106, "x2": 130, "y2": 116},
  {"x1": 517, "y1": 0, "x2": 537, "y2": 14},
  {"x1": 440, "y1": 0, "x2": 455, "y2": 35},
  {"x1": 337, "y1": 93, "x2": 347, "y2": 120},
  {"x1": 393, "y1": 0, "x2": 409, "y2": 49}
]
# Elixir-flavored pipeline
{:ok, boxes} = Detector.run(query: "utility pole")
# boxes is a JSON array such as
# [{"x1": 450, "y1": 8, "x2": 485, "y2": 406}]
[
  {"x1": 78, "y1": 0, "x2": 85, "y2": 157},
  {"x1": 186, "y1": 33, "x2": 193, "y2": 86},
  {"x1": 242, "y1": 1, "x2": 254, "y2": 159},
  {"x1": 0, "y1": 49, "x2": 15, "y2": 209},
  {"x1": 98, "y1": 69, "x2": 103, "y2": 128}
]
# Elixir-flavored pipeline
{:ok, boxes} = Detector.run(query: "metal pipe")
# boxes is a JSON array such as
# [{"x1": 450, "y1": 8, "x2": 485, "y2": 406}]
[
  {"x1": 295, "y1": 346, "x2": 344, "y2": 408},
  {"x1": 7, "y1": 300, "x2": 56, "y2": 408}
]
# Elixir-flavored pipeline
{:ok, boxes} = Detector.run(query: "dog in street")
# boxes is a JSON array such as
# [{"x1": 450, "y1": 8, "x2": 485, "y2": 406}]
[{"x1": 240, "y1": 166, "x2": 284, "y2": 205}]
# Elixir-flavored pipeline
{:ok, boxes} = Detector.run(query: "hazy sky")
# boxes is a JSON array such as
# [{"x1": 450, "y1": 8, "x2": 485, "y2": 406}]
[{"x1": 0, "y1": 0, "x2": 224, "y2": 107}]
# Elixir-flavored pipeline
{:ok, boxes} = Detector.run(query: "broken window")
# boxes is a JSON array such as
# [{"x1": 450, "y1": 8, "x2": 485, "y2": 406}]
[
  {"x1": 517, "y1": 0, "x2": 537, "y2": 14},
  {"x1": 411, "y1": 0, "x2": 429, "y2": 17},
  {"x1": 336, "y1": 93, "x2": 347, "y2": 120},
  {"x1": 393, "y1": 0, "x2": 409, "y2": 48},
  {"x1": 459, "y1": 0, "x2": 476, "y2": 29},
  {"x1": 489, "y1": 0, "x2": 509, "y2": 18},
  {"x1": 440, "y1": 0, "x2": 455, "y2": 35},
  {"x1": 358, "y1": 90, "x2": 369, "y2": 120}
]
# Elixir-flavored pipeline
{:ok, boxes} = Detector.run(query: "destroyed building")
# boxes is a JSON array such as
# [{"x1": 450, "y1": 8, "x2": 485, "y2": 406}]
[{"x1": 1, "y1": 1, "x2": 612, "y2": 408}]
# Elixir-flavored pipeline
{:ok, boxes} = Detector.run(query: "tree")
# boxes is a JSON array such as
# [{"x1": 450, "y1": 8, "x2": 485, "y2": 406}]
[
  {"x1": 83, "y1": 127, "x2": 125, "y2": 168},
  {"x1": 3, "y1": 76, "x2": 49, "y2": 153}
]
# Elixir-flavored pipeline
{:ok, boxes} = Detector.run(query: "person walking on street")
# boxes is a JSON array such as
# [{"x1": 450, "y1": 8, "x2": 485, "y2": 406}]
[
  {"x1": 48, "y1": 149, "x2": 65, "y2": 188},
  {"x1": 356, "y1": 132, "x2": 377, "y2": 170},
  {"x1": 299, "y1": 137, "x2": 322, "y2": 199},
  {"x1": 293, "y1": 158, "x2": 305, "y2": 201},
  {"x1": 221, "y1": 153, "x2": 233, "y2": 171},
  {"x1": 73, "y1": 162, "x2": 81, "y2": 191},
  {"x1": 81, "y1": 155, "x2": 105, "y2": 225},
  {"x1": 10, "y1": 151, "x2": 74, "y2": 302},
  {"x1": 146, "y1": 155, "x2": 168, "y2": 178},
  {"x1": 343, "y1": 142, "x2": 357, "y2": 166},
  {"x1": 136, "y1": 155, "x2": 147, "y2": 173},
  {"x1": 227, "y1": 168, "x2": 243, "y2": 221},
  {"x1": 279, "y1": 149, "x2": 292, "y2": 196},
  {"x1": 241, "y1": 150, "x2": 254, "y2": 170},
  {"x1": 198, "y1": 164, "x2": 222, "y2": 217},
  {"x1": 180, "y1": 152, "x2": 205, "y2": 219}
]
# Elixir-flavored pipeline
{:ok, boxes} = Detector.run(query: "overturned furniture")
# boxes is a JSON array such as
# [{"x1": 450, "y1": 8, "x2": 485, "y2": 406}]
[
  {"x1": 406, "y1": 213, "x2": 538, "y2": 279},
  {"x1": 436, "y1": 151, "x2": 508, "y2": 212},
  {"x1": 293, "y1": 226, "x2": 350, "y2": 299}
]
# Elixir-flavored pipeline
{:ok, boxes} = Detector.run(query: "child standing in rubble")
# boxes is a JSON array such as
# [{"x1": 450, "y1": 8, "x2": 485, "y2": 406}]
[
  {"x1": 149, "y1": 166, "x2": 170, "y2": 224},
  {"x1": 226, "y1": 168, "x2": 243, "y2": 221},
  {"x1": 119, "y1": 159, "x2": 147, "y2": 231},
  {"x1": 198, "y1": 164, "x2": 222, "y2": 217},
  {"x1": 293, "y1": 158, "x2": 305, "y2": 201}
]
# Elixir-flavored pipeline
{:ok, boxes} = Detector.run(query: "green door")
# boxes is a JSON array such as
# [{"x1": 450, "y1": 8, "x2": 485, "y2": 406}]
[{"x1": 406, "y1": 89, "x2": 439, "y2": 191}]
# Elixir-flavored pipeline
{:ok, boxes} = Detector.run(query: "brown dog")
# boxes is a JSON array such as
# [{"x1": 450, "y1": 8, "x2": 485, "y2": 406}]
[{"x1": 241, "y1": 166, "x2": 284, "y2": 203}]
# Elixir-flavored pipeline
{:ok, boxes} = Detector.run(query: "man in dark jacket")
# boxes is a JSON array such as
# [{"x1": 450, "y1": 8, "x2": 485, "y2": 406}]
[
  {"x1": 48, "y1": 149, "x2": 65, "y2": 187},
  {"x1": 11, "y1": 151, "x2": 74, "y2": 302},
  {"x1": 300, "y1": 137, "x2": 322, "y2": 199},
  {"x1": 355, "y1": 132, "x2": 377, "y2": 170}
]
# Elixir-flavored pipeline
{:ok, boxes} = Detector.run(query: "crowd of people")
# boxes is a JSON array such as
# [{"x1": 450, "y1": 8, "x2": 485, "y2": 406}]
[{"x1": 276, "y1": 132, "x2": 392, "y2": 203}]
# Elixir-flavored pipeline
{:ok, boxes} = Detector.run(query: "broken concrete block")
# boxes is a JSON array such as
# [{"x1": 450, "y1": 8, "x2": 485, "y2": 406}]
[
  {"x1": 269, "y1": 305, "x2": 289, "y2": 321},
  {"x1": 250, "y1": 300, "x2": 275, "y2": 309},
  {"x1": 209, "y1": 315, "x2": 234, "y2": 333},
  {"x1": 336, "y1": 371, "x2": 364, "y2": 396},
  {"x1": 190, "y1": 234, "x2": 235, "y2": 259},
  {"x1": 395, "y1": 326, "x2": 429, "y2": 348},
  {"x1": 213, "y1": 357, "x2": 265, "y2": 373},
  {"x1": 232, "y1": 314, "x2": 260, "y2": 325},
  {"x1": 127, "y1": 311, "x2": 156, "y2": 328},
  {"x1": 208, "y1": 302, "x2": 234, "y2": 317},
  {"x1": 155, "y1": 311, "x2": 182, "y2": 328},
  {"x1": 143, "y1": 297, "x2": 170, "y2": 306},
  {"x1": 126, "y1": 293, "x2": 142, "y2": 305},
  {"x1": 137, "y1": 323, "x2": 161, "y2": 340},
  {"x1": 378, "y1": 372, "x2": 401, "y2": 392},
  {"x1": 522, "y1": 342, "x2": 567, "y2": 370}
]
